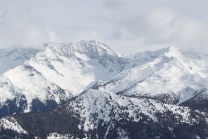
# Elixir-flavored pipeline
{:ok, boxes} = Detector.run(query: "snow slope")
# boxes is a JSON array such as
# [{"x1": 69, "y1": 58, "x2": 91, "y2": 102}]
[
  {"x1": 0, "y1": 116, "x2": 27, "y2": 134},
  {"x1": 67, "y1": 88, "x2": 199, "y2": 131},
  {"x1": 98, "y1": 46, "x2": 208, "y2": 104},
  {"x1": 0, "y1": 40, "x2": 129, "y2": 114}
]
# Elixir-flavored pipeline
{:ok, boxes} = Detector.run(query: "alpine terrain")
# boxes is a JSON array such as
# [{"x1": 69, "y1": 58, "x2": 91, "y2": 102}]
[{"x1": 0, "y1": 40, "x2": 208, "y2": 139}]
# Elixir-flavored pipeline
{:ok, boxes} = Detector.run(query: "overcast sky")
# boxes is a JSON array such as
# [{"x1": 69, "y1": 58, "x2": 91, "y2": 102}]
[{"x1": 1, "y1": 0, "x2": 208, "y2": 54}]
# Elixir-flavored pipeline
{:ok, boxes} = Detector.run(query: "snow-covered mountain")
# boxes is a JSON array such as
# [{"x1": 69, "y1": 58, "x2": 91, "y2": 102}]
[
  {"x1": 96, "y1": 46, "x2": 208, "y2": 104},
  {"x1": 1, "y1": 41, "x2": 208, "y2": 138},
  {"x1": 1, "y1": 41, "x2": 208, "y2": 117},
  {"x1": 0, "y1": 40, "x2": 129, "y2": 117}
]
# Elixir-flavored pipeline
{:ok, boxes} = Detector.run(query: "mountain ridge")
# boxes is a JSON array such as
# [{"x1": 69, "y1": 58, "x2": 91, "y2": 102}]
[
  {"x1": 0, "y1": 40, "x2": 129, "y2": 116},
  {"x1": 0, "y1": 88, "x2": 208, "y2": 138},
  {"x1": 1, "y1": 41, "x2": 208, "y2": 138}
]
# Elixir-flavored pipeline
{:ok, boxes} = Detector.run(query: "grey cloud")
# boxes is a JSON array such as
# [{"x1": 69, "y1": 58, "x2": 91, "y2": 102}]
[
  {"x1": 115, "y1": 7, "x2": 208, "y2": 53},
  {"x1": 0, "y1": 10, "x2": 7, "y2": 20},
  {"x1": 107, "y1": 31, "x2": 122, "y2": 40},
  {"x1": 0, "y1": 0, "x2": 208, "y2": 54},
  {"x1": 102, "y1": 0, "x2": 124, "y2": 10},
  {"x1": 89, "y1": 15, "x2": 111, "y2": 22},
  {"x1": 0, "y1": 8, "x2": 60, "y2": 48}
]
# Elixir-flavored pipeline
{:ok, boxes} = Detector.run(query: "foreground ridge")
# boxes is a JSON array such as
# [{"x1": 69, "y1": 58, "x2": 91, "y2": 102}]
[{"x1": 0, "y1": 89, "x2": 207, "y2": 139}]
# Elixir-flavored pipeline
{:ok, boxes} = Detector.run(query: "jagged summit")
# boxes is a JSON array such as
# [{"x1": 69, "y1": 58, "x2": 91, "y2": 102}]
[
  {"x1": 46, "y1": 40, "x2": 117, "y2": 59},
  {"x1": 133, "y1": 46, "x2": 181, "y2": 60}
]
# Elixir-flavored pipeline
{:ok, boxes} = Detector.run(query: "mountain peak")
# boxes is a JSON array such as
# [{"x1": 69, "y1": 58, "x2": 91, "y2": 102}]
[
  {"x1": 45, "y1": 40, "x2": 117, "y2": 59},
  {"x1": 167, "y1": 46, "x2": 177, "y2": 50},
  {"x1": 154, "y1": 46, "x2": 179, "y2": 55},
  {"x1": 132, "y1": 46, "x2": 182, "y2": 67}
]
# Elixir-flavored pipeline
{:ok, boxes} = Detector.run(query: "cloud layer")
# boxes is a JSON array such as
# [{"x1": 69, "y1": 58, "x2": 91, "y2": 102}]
[
  {"x1": 0, "y1": 0, "x2": 208, "y2": 54},
  {"x1": 115, "y1": 7, "x2": 208, "y2": 53}
]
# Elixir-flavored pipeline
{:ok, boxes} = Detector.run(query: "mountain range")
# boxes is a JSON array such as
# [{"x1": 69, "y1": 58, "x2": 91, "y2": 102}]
[{"x1": 0, "y1": 40, "x2": 208, "y2": 139}]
